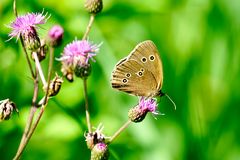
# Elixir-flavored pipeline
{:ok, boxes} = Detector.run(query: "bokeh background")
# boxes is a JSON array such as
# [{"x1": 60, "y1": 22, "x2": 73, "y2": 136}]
[{"x1": 0, "y1": 0, "x2": 240, "y2": 160}]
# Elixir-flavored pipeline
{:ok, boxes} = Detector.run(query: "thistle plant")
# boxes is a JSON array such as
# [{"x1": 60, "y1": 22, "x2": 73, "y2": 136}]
[
  {"x1": 7, "y1": 1, "x2": 63, "y2": 159},
  {"x1": 1, "y1": 0, "x2": 172, "y2": 159}
]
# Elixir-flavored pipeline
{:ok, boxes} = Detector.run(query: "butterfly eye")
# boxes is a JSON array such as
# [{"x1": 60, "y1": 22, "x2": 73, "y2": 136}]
[
  {"x1": 122, "y1": 78, "x2": 128, "y2": 83},
  {"x1": 149, "y1": 55, "x2": 155, "y2": 61},
  {"x1": 140, "y1": 68, "x2": 144, "y2": 72},
  {"x1": 141, "y1": 57, "x2": 147, "y2": 63},
  {"x1": 126, "y1": 73, "x2": 131, "y2": 77}
]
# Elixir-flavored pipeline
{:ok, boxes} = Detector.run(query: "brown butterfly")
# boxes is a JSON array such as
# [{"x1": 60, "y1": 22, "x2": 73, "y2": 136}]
[
  {"x1": 111, "y1": 40, "x2": 165, "y2": 97},
  {"x1": 111, "y1": 40, "x2": 176, "y2": 109}
]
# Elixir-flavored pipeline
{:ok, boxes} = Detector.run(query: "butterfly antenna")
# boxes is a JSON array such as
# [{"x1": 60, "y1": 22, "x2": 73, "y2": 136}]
[{"x1": 164, "y1": 93, "x2": 176, "y2": 110}]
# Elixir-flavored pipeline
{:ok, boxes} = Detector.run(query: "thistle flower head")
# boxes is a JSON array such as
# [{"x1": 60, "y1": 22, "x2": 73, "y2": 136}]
[
  {"x1": 9, "y1": 11, "x2": 48, "y2": 40},
  {"x1": 48, "y1": 25, "x2": 64, "y2": 47},
  {"x1": 139, "y1": 97, "x2": 158, "y2": 114},
  {"x1": 128, "y1": 97, "x2": 159, "y2": 123},
  {"x1": 58, "y1": 39, "x2": 99, "y2": 66},
  {"x1": 8, "y1": 11, "x2": 49, "y2": 52},
  {"x1": 58, "y1": 39, "x2": 101, "y2": 79}
]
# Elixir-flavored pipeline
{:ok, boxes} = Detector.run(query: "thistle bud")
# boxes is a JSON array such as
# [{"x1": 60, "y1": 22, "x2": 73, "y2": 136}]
[
  {"x1": 128, "y1": 105, "x2": 147, "y2": 123},
  {"x1": 128, "y1": 97, "x2": 158, "y2": 123},
  {"x1": 85, "y1": 0, "x2": 103, "y2": 14},
  {"x1": 48, "y1": 25, "x2": 64, "y2": 47},
  {"x1": 0, "y1": 99, "x2": 18, "y2": 121},
  {"x1": 91, "y1": 143, "x2": 109, "y2": 160},
  {"x1": 44, "y1": 74, "x2": 63, "y2": 97}
]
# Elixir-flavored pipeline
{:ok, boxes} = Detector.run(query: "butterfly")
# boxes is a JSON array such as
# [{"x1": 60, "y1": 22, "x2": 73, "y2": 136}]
[{"x1": 111, "y1": 40, "x2": 164, "y2": 98}]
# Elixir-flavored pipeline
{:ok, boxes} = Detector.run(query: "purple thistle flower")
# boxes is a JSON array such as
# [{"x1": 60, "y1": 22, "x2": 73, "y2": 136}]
[
  {"x1": 95, "y1": 142, "x2": 107, "y2": 151},
  {"x1": 48, "y1": 25, "x2": 64, "y2": 47},
  {"x1": 58, "y1": 39, "x2": 101, "y2": 80},
  {"x1": 139, "y1": 97, "x2": 158, "y2": 115},
  {"x1": 48, "y1": 25, "x2": 63, "y2": 40},
  {"x1": 58, "y1": 39, "x2": 100, "y2": 67},
  {"x1": 8, "y1": 11, "x2": 48, "y2": 40},
  {"x1": 128, "y1": 97, "x2": 159, "y2": 122}
]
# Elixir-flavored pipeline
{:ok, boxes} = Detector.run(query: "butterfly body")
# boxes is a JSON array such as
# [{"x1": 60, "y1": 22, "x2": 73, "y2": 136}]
[{"x1": 111, "y1": 40, "x2": 163, "y2": 97}]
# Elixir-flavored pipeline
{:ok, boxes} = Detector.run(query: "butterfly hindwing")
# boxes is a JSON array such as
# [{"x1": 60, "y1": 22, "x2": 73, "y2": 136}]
[{"x1": 111, "y1": 59, "x2": 158, "y2": 97}]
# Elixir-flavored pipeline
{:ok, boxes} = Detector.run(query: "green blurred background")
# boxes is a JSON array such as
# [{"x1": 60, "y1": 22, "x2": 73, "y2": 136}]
[{"x1": 0, "y1": 0, "x2": 240, "y2": 159}]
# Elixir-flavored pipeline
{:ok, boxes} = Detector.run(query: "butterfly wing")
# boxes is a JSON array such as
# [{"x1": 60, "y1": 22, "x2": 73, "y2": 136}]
[
  {"x1": 127, "y1": 40, "x2": 163, "y2": 92},
  {"x1": 111, "y1": 59, "x2": 158, "y2": 97}
]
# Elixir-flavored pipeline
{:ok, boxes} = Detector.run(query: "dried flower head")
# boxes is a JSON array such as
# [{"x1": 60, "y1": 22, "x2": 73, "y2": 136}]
[
  {"x1": 58, "y1": 39, "x2": 101, "y2": 79},
  {"x1": 44, "y1": 74, "x2": 63, "y2": 97},
  {"x1": 0, "y1": 99, "x2": 18, "y2": 121},
  {"x1": 8, "y1": 11, "x2": 49, "y2": 51},
  {"x1": 61, "y1": 63, "x2": 74, "y2": 82},
  {"x1": 48, "y1": 25, "x2": 64, "y2": 47},
  {"x1": 128, "y1": 97, "x2": 159, "y2": 122}
]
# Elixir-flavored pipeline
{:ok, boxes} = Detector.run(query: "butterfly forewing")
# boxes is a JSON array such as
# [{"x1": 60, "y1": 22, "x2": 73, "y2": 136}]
[{"x1": 127, "y1": 40, "x2": 163, "y2": 91}]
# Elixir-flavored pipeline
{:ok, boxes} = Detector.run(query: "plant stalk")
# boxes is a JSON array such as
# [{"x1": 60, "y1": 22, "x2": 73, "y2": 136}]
[
  {"x1": 108, "y1": 120, "x2": 132, "y2": 143},
  {"x1": 83, "y1": 79, "x2": 92, "y2": 132},
  {"x1": 82, "y1": 14, "x2": 95, "y2": 40}
]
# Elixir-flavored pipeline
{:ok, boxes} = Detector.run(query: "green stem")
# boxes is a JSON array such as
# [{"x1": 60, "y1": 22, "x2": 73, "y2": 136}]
[
  {"x1": 83, "y1": 79, "x2": 92, "y2": 132},
  {"x1": 81, "y1": 13, "x2": 96, "y2": 133},
  {"x1": 14, "y1": 105, "x2": 46, "y2": 160},
  {"x1": 13, "y1": 0, "x2": 17, "y2": 17},
  {"x1": 13, "y1": 107, "x2": 36, "y2": 160},
  {"x1": 43, "y1": 47, "x2": 54, "y2": 105},
  {"x1": 14, "y1": 73, "x2": 39, "y2": 160},
  {"x1": 26, "y1": 106, "x2": 46, "y2": 145},
  {"x1": 82, "y1": 14, "x2": 95, "y2": 40},
  {"x1": 13, "y1": 47, "x2": 54, "y2": 158},
  {"x1": 108, "y1": 120, "x2": 132, "y2": 144}
]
